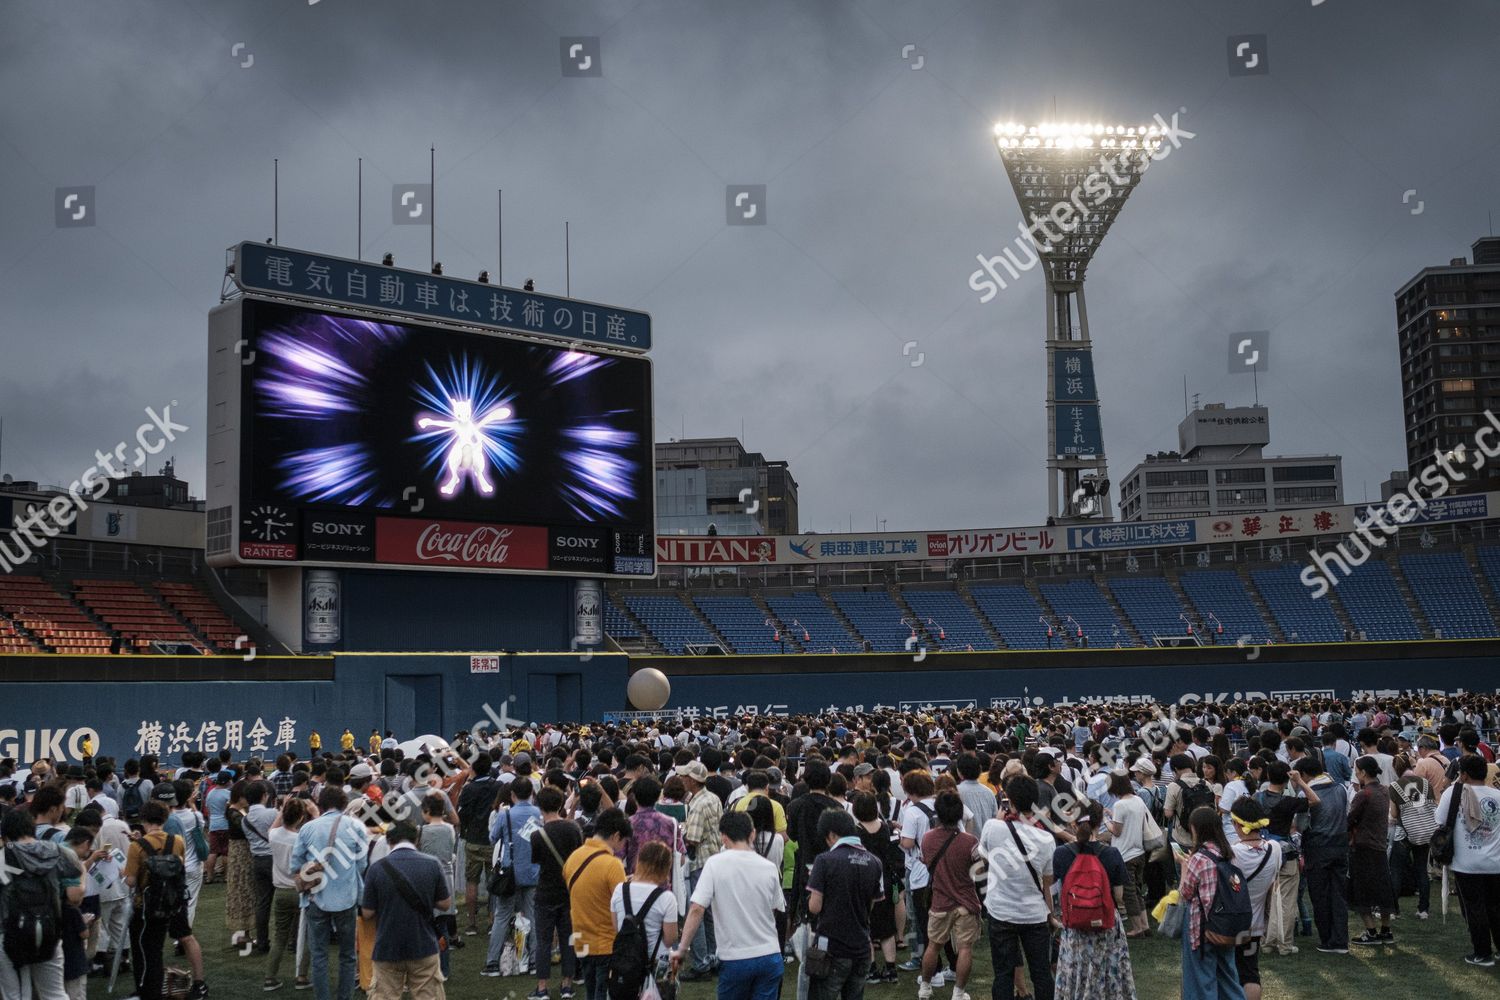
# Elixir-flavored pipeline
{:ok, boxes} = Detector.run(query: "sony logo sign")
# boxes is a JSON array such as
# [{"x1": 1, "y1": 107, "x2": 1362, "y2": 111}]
[
  {"x1": 555, "y1": 536, "x2": 600, "y2": 549},
  {"x1": 311, "y1": 522, "x2": 367, "y2": 537}
]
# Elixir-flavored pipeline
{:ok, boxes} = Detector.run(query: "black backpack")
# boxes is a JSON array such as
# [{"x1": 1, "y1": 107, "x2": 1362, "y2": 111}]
[
  {"x1": 1197, "y1": 849, "x2": 1254, "y2": 949},
  {"x1": 0, "y1": 848, "x2": 62, "y2": 968},
  {"x1": 1175, "y1": 779, "x2": 1216, "y2": 832},
  {"x1": 607, "y1": 884, "x2": 669, "y2": 1000},
  {"x1": 121, "y1": 778, "x2": 146, "y2": 820},
  {"x1": 140, "y1": 834, "x2": 187, "y2": 922}
]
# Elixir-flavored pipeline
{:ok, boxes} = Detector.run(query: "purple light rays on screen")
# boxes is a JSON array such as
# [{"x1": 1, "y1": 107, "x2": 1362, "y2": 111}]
[
  {"x1": 258, "y1": 314, "x2": 406, "y2": 505},
  {"x1": 560, "y1": 419, "x2": 638, "y2": 520}
]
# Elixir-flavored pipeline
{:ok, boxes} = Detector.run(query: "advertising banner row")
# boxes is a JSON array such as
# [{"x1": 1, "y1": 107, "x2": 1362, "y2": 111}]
[{"x1": 655, "y1": 492, "x2": 1496, "y2": 566}]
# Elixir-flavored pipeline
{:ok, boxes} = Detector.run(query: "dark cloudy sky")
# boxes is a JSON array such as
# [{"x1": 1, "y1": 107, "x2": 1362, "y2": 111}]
[{"x1": 2, "y1": 0, "x2": 1498, "y2": 534}]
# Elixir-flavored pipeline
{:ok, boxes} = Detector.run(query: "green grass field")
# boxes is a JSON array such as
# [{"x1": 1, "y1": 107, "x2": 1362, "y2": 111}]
[{"x1": 161, "y1": 882, "x2": 1497, "y2": 1000}]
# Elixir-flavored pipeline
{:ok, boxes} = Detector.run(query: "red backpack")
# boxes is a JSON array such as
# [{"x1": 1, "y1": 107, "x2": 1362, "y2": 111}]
[{"x1": 1060, "y1": 845, "x2": 1116, "y2": 932}]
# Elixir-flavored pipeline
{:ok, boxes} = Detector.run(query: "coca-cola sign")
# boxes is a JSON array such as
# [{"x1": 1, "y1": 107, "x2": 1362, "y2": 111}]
[{"x1": 376, "y1": 518, "x2": 547, "y2": 571}]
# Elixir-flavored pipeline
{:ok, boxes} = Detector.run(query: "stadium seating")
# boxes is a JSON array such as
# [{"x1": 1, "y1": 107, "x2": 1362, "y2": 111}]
[
  {"x1": 73, "y1": 579, "x2": 200, "y2": 652},
  {"x1": 0, "y1": 576, "x2": 112, "y2": 653},
  {"x1": 829, "y1": 590, "x2": 913, "y2": 653},
  {"x1": 1037, "y1": 578, "x2": 1135, "y2": 648},
  {"x1": 694, "y1": 595, "x2": 783, "y2": 654},
  {"x1": 0, "y1": 615, "x2": 41, "y2": 653},
  {"x1": 603, "y1": 599, "x2": 640, "y2": 640},
  {"x1": 622, "y1": 594, "x2": 716, "y2": 654},
  {"x1": 1250, "y1": 564, "x2": 1345, "y2": 643},
  {"x1": 968, "y1": 583, "x2": 1053, "y2": 649},
  {"x1": 1107, "y1": 576, "x2": 1192, "y2": 644},
  {"x1": 764, "y1": 593, "x2": 861, "y2": 653},
  {"x1": 154, "y1": 581, "x2": 245, "y2": 652},
  {"x1": 1178, "y1": 570, "x2": 1273, "y2": 645},
  {"x1": 1398, "y1": 551, "x2": 1499, "y2": 639},
  {"x1": 1319, "y1": 559, "x2": 1422, "y2": 641},
  {"x1": 900, "y1": 589, "x2": 996, "y2": 651}
]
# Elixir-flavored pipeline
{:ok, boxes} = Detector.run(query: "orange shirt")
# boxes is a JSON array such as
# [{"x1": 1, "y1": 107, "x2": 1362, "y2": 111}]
[{"x1": 564, "y1": 838, "x2": 626, "y2": 956}]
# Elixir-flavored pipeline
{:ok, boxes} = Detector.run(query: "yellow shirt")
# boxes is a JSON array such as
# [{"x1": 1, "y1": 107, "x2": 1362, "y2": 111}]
[
  {"x1": 341, "y1": 732, "x2": 355, "y2": 751},
  {"x1": 564, "y1": 839, "x2": 626, "y2": 956},
  {"x1": 310, "y1": 732, "x2": 322, "y2": 750},
  {"x1": 731, "y1": 790, "x2": 787, "y2": 834}
]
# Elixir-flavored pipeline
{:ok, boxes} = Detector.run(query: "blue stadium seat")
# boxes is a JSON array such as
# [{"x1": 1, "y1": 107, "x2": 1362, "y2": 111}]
[
  {"x1": 694, "y1": 595, "x2": 784, "y2": 654},
  {"x1": 1037, "y1": 579, "x2": 1135, "y2": 647},
  {"x1": 829, "y1": 591, "x2": 914, "y2": 653},
  {"x1": 603, "y1": 600, "x2": 639, "y2": 640},
  {"x1": 765, "y1": 593, "x2": 861, "y2": 653},
  {"x1": 1108, "y1": 576, "x2": 1191, "y2": 644},
  {"x1": 622, "y1": 595, "x2": 715, "y2": 654},
  {"x1": 1178, "y1": 570, "x2": 1272, "y2": 645},
  {"x1": 1399, "y1": 551, "x2": 1498, "y2": 639},
  {"x1": 1250, "y1": 564, "x2": 1344, "y2": 643},
  {"x1": 968, "y1": 583, "x2": 1054, "y2": 649},
  {"x1": 900, "y1": 589, "x2": 997, "y2": 651},
  {"x1": 1332, "y1": 559, "x2": 1423, "y2": 641}
]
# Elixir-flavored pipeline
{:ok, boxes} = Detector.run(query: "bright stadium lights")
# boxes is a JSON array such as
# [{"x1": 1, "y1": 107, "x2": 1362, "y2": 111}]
[{"x1": 993, "y1": 121, "x2": 1165, "y2": 153}]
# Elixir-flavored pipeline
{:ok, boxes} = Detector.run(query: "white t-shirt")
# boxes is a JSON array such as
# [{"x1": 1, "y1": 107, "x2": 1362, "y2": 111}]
[
  {"x1": 90, "y1": 793, "x2": 120, "y2": 819},
  {"x1": 689, "y1": 848, "x2": 784, "y2": 961},
  {"x1": 1109, "y1": 794, "x2": 1149, "y2": 862},
  {"x1": 1435, "y1": 784, "x2": 1500, "y2": 875},
  {"x1": 270, "y1": 827, "x2": 301, "y2": 889},
  {"x1": 900, "y1": 798, "x2": 937, "y2": 889},
  {"x1": 1219, "y1": 780, "x2": 1249, "y2": 844},
  {"x1": 611, "y1": 882, "x2": 679, "y2": 961},
  {"x1": 1230, "y1": 839, "x2": 1282, "y2": 936},
  {"x1": 978, "y1": 818, "x2": 1054, "y2": 924}
]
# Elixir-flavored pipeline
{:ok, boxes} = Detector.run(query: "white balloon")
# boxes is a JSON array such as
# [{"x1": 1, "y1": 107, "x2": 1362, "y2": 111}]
[{"x1": 626, "y1": 668, "x2": 671, "y2": 711}]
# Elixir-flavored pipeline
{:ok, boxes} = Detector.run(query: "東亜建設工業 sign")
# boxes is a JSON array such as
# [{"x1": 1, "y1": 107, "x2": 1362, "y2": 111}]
[{"x1": 233, "y1": 242, "x2": 651, "y2": 352}]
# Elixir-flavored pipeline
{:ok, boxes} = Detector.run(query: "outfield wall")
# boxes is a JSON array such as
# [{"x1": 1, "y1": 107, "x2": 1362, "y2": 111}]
[
  {"x1": 4, "y1": 641, "x2": 1499, "y2": 766},
  {"x1": 0, "y1": 651, "x2": 625, "y2": 765},
  {"x1": 636, "y1": 640, "x2": 1500, "y2": 716}
]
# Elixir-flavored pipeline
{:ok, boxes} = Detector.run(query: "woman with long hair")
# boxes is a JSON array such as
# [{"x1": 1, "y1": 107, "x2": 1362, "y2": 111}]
[
  {"x1": 611, "y1": 841, "x2": 680, "y2": 979},
  {"x1": 224, "y1": 785, "x2": 257, "y2": 947},
  {"x1": 1106, "y1": 772, "x2": 1151, "y2": 937},
  {"x1": 744, "y1": 794, "x2": 784, "y2": 865},
  {"x1": 265, "y1": 797, "x2": 314, "y2": 991},
  {"x1": 851, "y1": 791, "x2": 900, "y2": 984},
  {"x1": 1053, "y1": 800, "x2": 1137, "y2": 1000},
  {"x1": 1177, "y1": 806, "x2": 1246, "y2": 1000},
  {"x1": 1198, "y1": 756, "x2": 1225, "y2": 797}
]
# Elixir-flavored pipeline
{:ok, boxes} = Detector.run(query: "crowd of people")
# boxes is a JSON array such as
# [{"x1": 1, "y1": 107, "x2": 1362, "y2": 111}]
[{"x1": 1, "y1": 695, "x2": 1498, "y2": 1000}]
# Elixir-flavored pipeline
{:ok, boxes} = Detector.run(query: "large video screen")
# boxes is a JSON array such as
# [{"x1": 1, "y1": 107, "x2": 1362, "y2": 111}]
[{"x1": 231, "y1": 300, "x2": 654, "y2": 576}]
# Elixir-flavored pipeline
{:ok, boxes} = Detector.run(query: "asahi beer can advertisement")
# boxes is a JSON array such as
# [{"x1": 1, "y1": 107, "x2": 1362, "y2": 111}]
[{"x1": 304, "y1": 569, "x2": 341, "y2": 646}]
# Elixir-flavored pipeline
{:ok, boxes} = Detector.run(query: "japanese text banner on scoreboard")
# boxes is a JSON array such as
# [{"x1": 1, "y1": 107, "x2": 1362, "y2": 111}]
[{"x1": 210, "y1": 298, "x2": 655, "y2": 577}]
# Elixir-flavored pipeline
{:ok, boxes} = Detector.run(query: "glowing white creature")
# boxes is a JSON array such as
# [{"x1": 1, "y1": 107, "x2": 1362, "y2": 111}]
[{"x1": 417, "y1": 398, "x2": 513, "y2": 496}]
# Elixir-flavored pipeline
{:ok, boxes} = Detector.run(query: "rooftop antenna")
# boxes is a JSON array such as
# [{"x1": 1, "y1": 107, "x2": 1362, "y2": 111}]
[
  {"x1": 1182, "y1": 375, "x2": 1188, "y2": 417},
  {"x1": 429, "y1": 145, "x2": 436, "y2": 271},
  {"x1": 1253, "y1": 366, "x2": 1259, "y2": 406},
  {"x1": 1191, "y1": 392, "x2": 1201, "y2": 411}
]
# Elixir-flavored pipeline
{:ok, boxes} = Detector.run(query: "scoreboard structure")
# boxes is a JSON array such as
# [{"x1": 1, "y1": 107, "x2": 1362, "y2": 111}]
[{"x1": 208, "y1": 244, "x2": 656, "y2": 584}]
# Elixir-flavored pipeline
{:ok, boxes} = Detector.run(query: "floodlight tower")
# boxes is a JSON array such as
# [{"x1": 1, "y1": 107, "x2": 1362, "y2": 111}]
[{"x1": 992, "y1": 121, "x2": 1163, "y2": 523}]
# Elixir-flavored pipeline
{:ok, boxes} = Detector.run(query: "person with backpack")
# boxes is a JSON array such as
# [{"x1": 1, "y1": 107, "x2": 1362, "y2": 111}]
[
  {"x1": 1176, "y1": 806, "x2": 1249, "y2": 1000},
  {"x1": 454, "y1": 753, "x2": 500, "y2": 937},
  {"x1": 124, "y1": 799, "x2": 208, "y2": 1000},
  {"x1": 482, "y1": 773, "x2": 541, "y2": 978},
  {"x1": 1226, "y1": 799, "x2": 1280, "y2": 1000},
  {"x1": 1051, "y1": 800, "x2": 1136, "y2": 1000},
  {"x1": 358, "y1": 820, "x2": 451, "y2": 1000},
  {"x1": 120, "y1": 759, "x2": 153, "y2": 828},
  {"x1": 916, "y1": 792, "x2": 980, "y2": 1000},
  {"x1": 1253, "y1": 761, "x2": 1316, "y2": 954},
  {"x1": 1, "y1": 805, "x2": 84, "y2": 1000},
  {"x1": 1434, "y1": 754, "x2": 1500, "y2": 967},
  {"x1": 608, "y1": 840, "x2": 679, "y2": 1000},
  {"x1": 1164, "y1": 754, "x2": 1217, "y2": 866}
]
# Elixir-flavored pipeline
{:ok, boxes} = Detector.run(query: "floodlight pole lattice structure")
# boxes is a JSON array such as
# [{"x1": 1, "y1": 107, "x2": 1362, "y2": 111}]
[{"x1": 993, "y1": 122, "x2": 1162, "y2": 523}]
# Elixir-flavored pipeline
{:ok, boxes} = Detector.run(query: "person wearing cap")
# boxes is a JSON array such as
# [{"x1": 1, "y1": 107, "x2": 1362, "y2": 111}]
[{"x1": 678, "y1": 760, "x2": 723, "y2": 980}]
